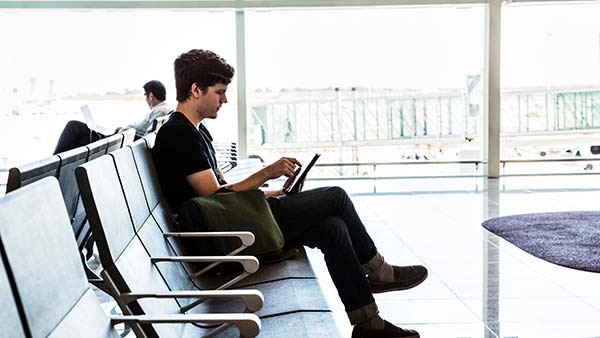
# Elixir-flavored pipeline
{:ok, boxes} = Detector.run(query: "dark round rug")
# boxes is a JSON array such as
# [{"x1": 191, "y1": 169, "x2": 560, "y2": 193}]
[{"x1": 482, "y1": 211, "x2": 600, "y2": 273}]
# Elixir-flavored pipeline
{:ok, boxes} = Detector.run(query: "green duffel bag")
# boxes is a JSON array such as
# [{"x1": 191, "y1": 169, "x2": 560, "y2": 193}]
[{"x1": 177, "y1": 189, "x2": 284, "y2": 257}]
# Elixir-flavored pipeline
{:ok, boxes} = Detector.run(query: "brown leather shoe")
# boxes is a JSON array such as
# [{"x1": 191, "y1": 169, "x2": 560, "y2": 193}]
[
  {"x1": 369, "y1": 265, "x2": 428, "y2": 294},
  {"x1": 351, "y1": 320, "x2": 419, "y2": 338}
]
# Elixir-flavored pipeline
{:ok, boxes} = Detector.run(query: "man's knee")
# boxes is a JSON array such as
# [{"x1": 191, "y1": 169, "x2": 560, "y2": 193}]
[
  {"x1": 323, "y1": 186, "x2": 350, "y2": 202},
  {"x1": 320, "y1": 217, "x2": 351, "y2": 248},
  {"x1": 64, "y1": 120, "x2": 87, "y2": 132}
]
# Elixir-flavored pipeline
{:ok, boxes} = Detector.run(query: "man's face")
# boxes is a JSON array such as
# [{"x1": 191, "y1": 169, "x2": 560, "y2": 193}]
[{"x1": 198, "y1": 83, "x2": 228, "y2": 119}]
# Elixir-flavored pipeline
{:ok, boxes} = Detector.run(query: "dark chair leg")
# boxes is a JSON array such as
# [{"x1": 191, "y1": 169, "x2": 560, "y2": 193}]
[
  {"x1": 80, "y1": 251, "x2": 112, "y2": 296},
  {"x1": 84, "y1": 233, "x2": 95, "y2": 260}
]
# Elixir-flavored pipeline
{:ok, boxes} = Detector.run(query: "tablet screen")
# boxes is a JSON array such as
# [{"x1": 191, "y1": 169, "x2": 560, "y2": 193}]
[{"x1": 284, "y1": 153, "x2": 321, "y2": 194}]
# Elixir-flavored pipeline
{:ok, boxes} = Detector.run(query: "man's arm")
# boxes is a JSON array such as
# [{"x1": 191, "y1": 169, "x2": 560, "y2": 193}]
[
  {"x1": 123, "y1": 105, "x2": 169, "y2": 136},
  {"x1": 186, "y1": 157, "x2": 300, "y2": 196},
  {"x1": 185, "y1": 169, "x2": 223, "y2": 196}
]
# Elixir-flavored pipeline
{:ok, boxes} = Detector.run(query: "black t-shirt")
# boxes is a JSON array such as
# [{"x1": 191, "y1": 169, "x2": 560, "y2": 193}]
[{"x1": 152, "y1": 112, "x2": 227, "y2": 210}]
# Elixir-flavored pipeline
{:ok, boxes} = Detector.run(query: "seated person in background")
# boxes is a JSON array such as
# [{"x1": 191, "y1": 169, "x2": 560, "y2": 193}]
[
  {"x1": 52, "y1": 80, "x2": 171, "y2": 154},
  {"x1": 116, "y1": 80, "x2": 172, "y2": 139},
  {"x1": 152, "y1": 49, "x2": 428, "y2": 338}
]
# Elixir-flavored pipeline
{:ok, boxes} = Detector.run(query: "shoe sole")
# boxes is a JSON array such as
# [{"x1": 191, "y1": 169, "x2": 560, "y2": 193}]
[
  {"x1": 369, "y1": 269, "x2": 428, "y2": 294},
  {"x1": 351, "y1": 329, "x2": 420, "y2": 338},
  {"x1": 351, "y1": 334, "x2": 419, "y2": 338}
]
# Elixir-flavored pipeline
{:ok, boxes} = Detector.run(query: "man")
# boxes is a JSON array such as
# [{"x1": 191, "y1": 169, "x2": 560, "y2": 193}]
[
  {"x1": 119, "y1": 80, "x2": 172, "y2": 139},
  {"x1": 152, "y1": 49, "x2": 427, "y2": 338},
  {"x1": 52, "y1": 80, "x2": 171, "y2": 154}
]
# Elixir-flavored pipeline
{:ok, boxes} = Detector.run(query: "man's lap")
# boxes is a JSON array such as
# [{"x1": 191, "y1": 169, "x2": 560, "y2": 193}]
[{"x1": 267, "y1": 186, "x2": 348, "y2": 242}]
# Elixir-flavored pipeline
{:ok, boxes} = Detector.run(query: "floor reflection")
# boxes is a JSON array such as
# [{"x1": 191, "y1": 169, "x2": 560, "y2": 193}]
[{"x1": 307, "y1": 174, "x2": 600, "y2": 338}]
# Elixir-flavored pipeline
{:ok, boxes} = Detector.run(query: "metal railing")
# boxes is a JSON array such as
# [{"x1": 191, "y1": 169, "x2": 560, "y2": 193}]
[
  {"x1": 500, "y1": 156, "x2": 600, "y2": 165},
  {"x1": 250, "y1": 87, "x2": 600, "y2": 151},
  {"x1": 305, "y1": 157, "x2": 600, "y2": 193},
  {"x1": 311, "y1": 159, "x2": 483, "y2": 193}
]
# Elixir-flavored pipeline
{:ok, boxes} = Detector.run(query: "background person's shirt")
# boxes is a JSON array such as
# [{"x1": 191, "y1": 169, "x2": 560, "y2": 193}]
[
  {"x1": 152, "y1": 111, "x2": 226, "y2": 210},
  {"x1": 125, "y1": 101, "x2": 172, "y2": 138}
]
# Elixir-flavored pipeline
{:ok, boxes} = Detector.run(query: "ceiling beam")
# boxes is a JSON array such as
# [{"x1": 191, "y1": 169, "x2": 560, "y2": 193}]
[{"x1": 0, "y1": 0, "x2": 487, "y2": 10}]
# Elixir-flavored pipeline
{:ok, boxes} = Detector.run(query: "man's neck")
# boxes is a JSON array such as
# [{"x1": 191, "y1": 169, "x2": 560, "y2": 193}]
[
  {"x1": 150, "y1": 100, "x2": 165, "y2": 108},
  {"x1": 176, "y1": 102, "x2": 202, "y2": 127}
]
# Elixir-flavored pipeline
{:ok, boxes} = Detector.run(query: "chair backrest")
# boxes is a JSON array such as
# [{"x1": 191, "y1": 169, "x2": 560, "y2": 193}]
[
  {"x1": 110, "y1": 148, "x2": 148, "y2": 233},
  {"x1": 121, "y1": 128, "x2": 136, "y2": 147},
  {"x1": 0, "y1": 249, "x2": 27, "y2": 338},
  {"x1": 76, "y1": 155, "x2": 186, "y2": 338},
  {"x1": 56, "y1": 146, "x2": 91, "y2": 249},
  {"x1": 56, "y1": 146, "x2": 88, "y2": 219},
  {"x1": 129, "y1": 139, "x2": 162, "y2": 216},
  {"x1": 158, "y1": 115, "x2": 169, "y2": 126},
  {"x1": 87, "y1": 138, "x2": 109, "y2": 161},
  {"x1": 110, "y1": 147, "x2": 197, "y2": 296},
  {"x1": 129, "y1": 140, "x2": 177, "y2": 242},
  {"x1": 105, "y1": 133, "x2": 124, "y2": 154},
  {"x1": 215, "y1": 142, "x2": 238, "y2": 173},
  {"x1": 77, "y1": 155, "x2": 137, "y2": 269},
  {"x1": 142, "y1": 132, "x2": 157, "y2": 149},
  {"x1": 5, "y1": 155, "x2": 60, "y2": 193},
  {"x1": 0, "y1": 177, "x2": 121, "y2": 338},
  {"x1": 149, "y1": 118, "x2": 159, "y2": 133},
  {"x1": 151, "y1": 115, "x2": 170, "y2": 133}
]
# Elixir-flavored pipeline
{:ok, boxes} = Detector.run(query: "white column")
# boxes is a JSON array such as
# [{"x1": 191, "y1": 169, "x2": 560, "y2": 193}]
[
  {"x1": 484, "y1": 0, "x2": 501, "y2": 178},
  {"x1": 236, "y1": 9, "x2": 248, "y2": 159},
  {"x1": 336, "y1": 88, "x2": 343, "y2": 164}
]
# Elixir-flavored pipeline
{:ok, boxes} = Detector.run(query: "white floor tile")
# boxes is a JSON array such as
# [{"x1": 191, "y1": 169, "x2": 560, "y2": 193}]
[{"x1": 307, "y1": 175, "x2": 600, "y2": 338}]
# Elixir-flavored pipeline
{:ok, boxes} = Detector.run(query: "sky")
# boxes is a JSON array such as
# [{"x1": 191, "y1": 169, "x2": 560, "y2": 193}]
[
  {"x1": 2, "y1": 2, "x2": 600, "y2": 101},
  {"x1": 0, "y1": 9, "x2": 235, "y2": 97}
]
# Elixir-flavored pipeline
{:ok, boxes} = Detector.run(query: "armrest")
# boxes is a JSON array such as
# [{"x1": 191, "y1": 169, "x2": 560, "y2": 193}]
[
  {"x1": 150, "y1": 255, "x2": 259, "y2": 274},
  {"x1": 163, "y1": 231, "x2": 255, "y2": 247},
  {"x1": 111, "y1": 313, "x2": 260, "y2": 338},
  {"x1": 119, "y1": 289, "x2": 264, "y2": 312}
]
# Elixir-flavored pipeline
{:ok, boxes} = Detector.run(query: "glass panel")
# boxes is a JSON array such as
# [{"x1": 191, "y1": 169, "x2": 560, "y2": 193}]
[
  {"x1": 246, "y1": 5, "x2": 485, "y2": 177},
  {"x1": 0, "y1": 9, "x2": 235, "y2": 168},
  {"x1": 501, "y1": 2, "x2": 600, "y2": 174}
]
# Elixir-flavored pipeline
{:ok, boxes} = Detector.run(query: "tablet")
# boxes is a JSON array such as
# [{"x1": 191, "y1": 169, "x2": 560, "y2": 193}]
[
  {"x1": 80, "y1": 104, "x2": 114, "y2": 136},
  {"x1": 284, "y1": 153, "x2": 321, "y2": 194}
]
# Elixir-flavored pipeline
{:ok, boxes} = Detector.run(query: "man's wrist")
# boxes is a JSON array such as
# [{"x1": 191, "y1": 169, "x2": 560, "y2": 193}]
[
  {"x1": 263, "y1": 189, "x2": 284, "y2": 197},
  {"x1": 259, "y1": 167, "x2": 271, "y2": 181}
]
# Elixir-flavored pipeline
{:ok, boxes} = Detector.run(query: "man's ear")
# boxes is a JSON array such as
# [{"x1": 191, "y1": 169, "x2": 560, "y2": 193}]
[
  {"x1": 192, "y1": 83, "x2": 206, "y2": 97},
  {"x1": 191, "y1": 83, "x2": 200, "y2": 98}
]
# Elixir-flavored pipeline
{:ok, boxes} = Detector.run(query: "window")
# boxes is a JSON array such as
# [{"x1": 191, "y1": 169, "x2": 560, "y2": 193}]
[
  {"x1": 0, "y1": 9, "x2": 235, "y2": 166},
  {"x1": 501, "y1": 2, "x2": 600, "y2": 173},
  {"x1": 246, "y1": 5, "x2": 485, "y2": 177}
]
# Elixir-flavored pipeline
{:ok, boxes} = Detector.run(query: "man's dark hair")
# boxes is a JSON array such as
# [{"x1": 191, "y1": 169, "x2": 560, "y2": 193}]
[
  {"x1": 174, "y1": 49, "x2": 235, "y2": 102},
  {"x1": 143, "y1": 80, "x2": 166, "y2": 101}
]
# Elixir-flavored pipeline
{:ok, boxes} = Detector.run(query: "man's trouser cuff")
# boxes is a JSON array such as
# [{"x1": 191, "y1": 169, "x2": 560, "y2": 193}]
[
  {"x1": 363, "y1": 252, "x2": 384, "y2": 275},
  {"x1": 347, "y1": 302, "x2": 379, "y2": 325}
]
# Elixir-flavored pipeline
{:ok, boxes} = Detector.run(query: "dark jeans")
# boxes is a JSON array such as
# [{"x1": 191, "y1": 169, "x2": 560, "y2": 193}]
[
  {"x1": 53, "y1": 120, "x2": 105, "y2": 155},
  {"x1": 267, "y1": 186, "x2": 377, "y2": 312}
]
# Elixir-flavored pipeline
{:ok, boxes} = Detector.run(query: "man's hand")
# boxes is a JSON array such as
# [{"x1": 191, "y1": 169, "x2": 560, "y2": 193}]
[
  {"x1": 264, "y1": 157, "x2": 301, "y2": 180},
  {"x1": 282, "y1": 166, "x2": 301, "y2": 192}
]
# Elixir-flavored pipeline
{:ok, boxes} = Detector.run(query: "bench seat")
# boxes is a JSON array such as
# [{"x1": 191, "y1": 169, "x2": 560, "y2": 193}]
[{"x1": 76, "y1": 139, "x2": 341, "y2": 337}]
